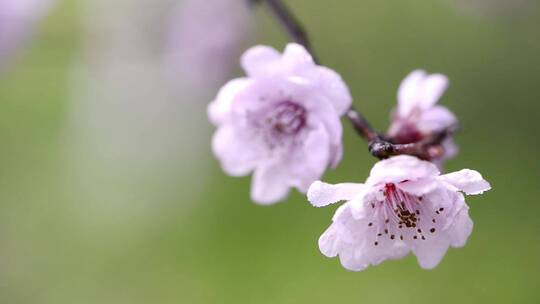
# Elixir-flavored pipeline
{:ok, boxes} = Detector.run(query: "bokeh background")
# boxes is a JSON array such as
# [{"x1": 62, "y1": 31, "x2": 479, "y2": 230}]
[{"x1": 1, "y1": 0, "x2": 539, "y2": 303}]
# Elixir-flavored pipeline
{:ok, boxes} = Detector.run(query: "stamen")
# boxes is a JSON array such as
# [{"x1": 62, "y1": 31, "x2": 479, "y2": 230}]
[
  {"x1": 368, "y1": 183, "x2": 443, "y2": 245},
  {"x1": 272, "y1": 101, "x2": 306, "y2": 135}
]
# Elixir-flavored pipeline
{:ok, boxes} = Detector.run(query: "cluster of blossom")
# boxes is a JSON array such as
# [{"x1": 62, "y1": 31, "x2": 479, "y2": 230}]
[{"x1": 208, "y1": 1, "x2": 490, "y2": 271}]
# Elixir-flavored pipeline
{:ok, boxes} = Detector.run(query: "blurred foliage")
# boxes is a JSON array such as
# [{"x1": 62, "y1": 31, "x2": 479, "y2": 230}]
[{"x1": 0, "y1": 0, "x2": 539, "y2": 303}]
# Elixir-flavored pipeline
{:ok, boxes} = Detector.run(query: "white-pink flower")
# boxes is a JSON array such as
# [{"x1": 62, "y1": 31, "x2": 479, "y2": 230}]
[
  {"x1": 307, "y1": 155, "x2": 490, "y2": 271},
  {"x1": 208, "y1": 43, "x2": 352, "y2": 204},
  {"x1": 388, "y1": 70, "x2": 458, "y2": 164}
]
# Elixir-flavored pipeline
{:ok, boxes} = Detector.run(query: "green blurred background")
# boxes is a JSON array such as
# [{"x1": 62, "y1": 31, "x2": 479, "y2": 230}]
[{"x1": 1, "y1": 0, "x2": 539, "y2": 303}]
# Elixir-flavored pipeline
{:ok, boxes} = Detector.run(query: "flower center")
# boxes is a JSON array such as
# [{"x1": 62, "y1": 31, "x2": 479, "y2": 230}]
[
  {"x1": 367, "y1": 183, "x2": 442, "y2": 246},
  {"x1": 390, "y1": 123, "x2": 424, "y2": 144},
  {"x1": 270, "y1": 101, "x2": 307, "y2": 135},
  {"x1": 253, "y1": 101, "x2": 307, "y2": 150}
]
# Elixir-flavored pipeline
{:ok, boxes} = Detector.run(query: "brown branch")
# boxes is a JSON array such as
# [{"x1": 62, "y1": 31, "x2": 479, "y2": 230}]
[
  {"x1": 263, "y1": 0, "x2": 317, "y2": 63},
  {"x1": 345, "y1": 106, "x2": 378, "y2": 141},
  {"x1": 370, "y1": 126, "x2": 458, "y2": 160},
  {"x1": 254, "y1": 0, "x2": 456, "y2": 160},
  {"x1": 259, "y1": 0, "x2": 378, "y2": 143}
]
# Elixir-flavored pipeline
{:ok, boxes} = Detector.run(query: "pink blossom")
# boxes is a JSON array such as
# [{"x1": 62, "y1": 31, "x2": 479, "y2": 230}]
[
  {"x1": 209, "y1": 43, "x2": 352, "y2": 204},
  {"x1": 307, "y1": 155, "x2": 490, "y2": 271},
  {"x1": 0, "y1": 0, "x2": 53, "y2": 68},
  {"x1": 388, "y1": 70, "x2": 458, "y2": 164}
]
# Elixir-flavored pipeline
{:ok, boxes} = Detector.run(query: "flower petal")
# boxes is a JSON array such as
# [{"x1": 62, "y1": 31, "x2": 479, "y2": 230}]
[
  {"x1": 304, "y1": 94, "x2": 343, "y2": 146},
  {"x1": 349, "y1": 194, "x2": 370, "y2": 220},
  {"x1": 441, "y1": 138, "x2": 459, "y2": 160},
  {"x1": 319, "y1": 205, "x2": 371, "y2": 271},
  {"x1": 232, "y1": 75, "x2": 312, "y2": 117},
  {"x1": 208, "y1": 78, "x2": 251, "y2": 125},
  {"x1": 289, "y1": 124, "x2": 331, "y2": 193},
  {"x1": 419, "y1": 73, "x2": 449, "y2": 110},
  {"x1": 250, "y1": 163, "x2": 291, "y2": 204},
  {"x1": 328, "y1": 142, "x2": 343, "y2": 169},
  {"x1": 367, "y1": 155, "x2": 440, "y2": 185},
  {"x1": 413, "y1": 235, "x2": 450, "y2": 269},
  {"x1": 319, "y1": 221, "x2": 343, "y2": 258},
  {"x1": 302, "y1": 66, "x2": 352, "y2": 115},
  {"x1": 339, "y1": 246, "x2": 370, "y2": 271},
  {"x1": 397, "y1": 70, "x2": 449, "y2": 118},
  {"x1": 448, "y1": 205, "x2": 473, "y2": 247},
  {"x1": 439, "y1": 169, "x2": 491, "y2": 195},
  {"x1": 396, "y1": 178, "x2": 438, "y2": 196},
  {"x1": 397, "y1": 70, "x2": 426, "y2": 117},
  {"x1": 281, "y1": 43, "x2": 315, "y2": 70},
  {"x1": 240, "y1": 45, "x2": 281, "y2": 77},
  {"x1": 307, "y1": 181, "x2": 365, "y2": 207},
  {"x1": 417, "y1": 105, "x2": 457, "y2": 133},
  {"x1": 211, "y1": 125, "x2": 258, "y2": 176}
]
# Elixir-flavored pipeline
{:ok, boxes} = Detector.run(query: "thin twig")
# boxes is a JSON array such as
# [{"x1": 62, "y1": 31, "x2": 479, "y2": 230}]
[
  {"x1": 254, "y1": 0, "x2": 454, "y2": 160},
  {"x1": 260, "y1": 0, "x2": 378, "y2": 143},
  {"x1": 369, "y1": 126, "x2": 458, "y2": 160},
  {"x1": 345, "y1": 107, "x2": 378, "y2": 141},
  {"x1": 264, "y1": 0, "x2": 317, "y2": 63}
]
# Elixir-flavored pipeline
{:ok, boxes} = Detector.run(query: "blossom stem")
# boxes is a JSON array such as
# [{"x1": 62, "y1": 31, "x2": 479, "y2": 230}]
[
  {"x1": 369, "y1": 126, "x2": 458, "y2": 160},
  {"x1": 255, "y1": 0, "x2": 454, "y2": 160},
  {"x1": 345, "y1": 107, "x2": 378, "y2": 141},
  {"x1": 262, "y1": 0, "x2": 318, "y2": 63},
  {"x1": 260, "y1": 0, "x2": 379, "y2": 142}
]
